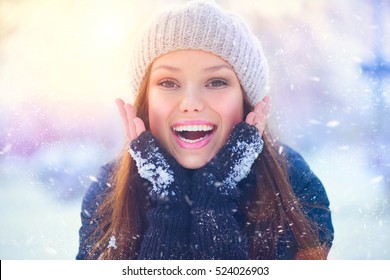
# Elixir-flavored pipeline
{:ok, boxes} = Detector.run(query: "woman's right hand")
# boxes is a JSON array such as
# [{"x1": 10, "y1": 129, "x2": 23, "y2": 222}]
[
  {"x1": 117, "y1": 98, "x2": 189, "y2": 200},
  {"x1": 115, "y1": 98, "x2": 146, "y2": 141}
]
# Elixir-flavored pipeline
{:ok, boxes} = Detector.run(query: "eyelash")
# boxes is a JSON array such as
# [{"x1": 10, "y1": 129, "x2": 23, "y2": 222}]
[
  {"x1": 158, "y1": 79, "x2": 179, "y2": 89},
  {"x1": 157, "y1": 78, "x2": 229, "y2": 89},
  {"x1": 206, "y1": 78, "x2": 228, "y2": 88}
]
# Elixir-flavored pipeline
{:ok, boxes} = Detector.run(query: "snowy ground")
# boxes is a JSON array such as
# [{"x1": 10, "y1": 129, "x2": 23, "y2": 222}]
[{"x1": 0, "y1": 145, "x2": 389, "y2": 259}]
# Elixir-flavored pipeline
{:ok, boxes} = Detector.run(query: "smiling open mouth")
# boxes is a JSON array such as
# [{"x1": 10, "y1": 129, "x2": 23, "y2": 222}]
[{"x1": 172, "y1": 124, "x2": 215, "y2": 143}]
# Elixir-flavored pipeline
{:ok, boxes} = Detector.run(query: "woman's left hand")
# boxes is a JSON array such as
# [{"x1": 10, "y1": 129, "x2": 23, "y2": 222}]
[{"x1": 245, "y1": 96, "x2": 271, "y2": 137}]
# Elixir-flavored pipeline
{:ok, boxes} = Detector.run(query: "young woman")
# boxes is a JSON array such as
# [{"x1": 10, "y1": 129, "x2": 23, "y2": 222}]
[{"x1": 76, "y1": 0, "x2": 334, "y2": 260}]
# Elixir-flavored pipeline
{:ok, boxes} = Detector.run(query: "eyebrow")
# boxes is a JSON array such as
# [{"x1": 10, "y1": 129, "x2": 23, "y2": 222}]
[
  {"x1": 152, "y1": 64, "x2": 233, "y2": 73},
  {"x1": 204, "y1": 64, "x2": 233, "y2": 72},
  {"x1": 152, "y1": 65, "x2": 180, "y2": 73}
]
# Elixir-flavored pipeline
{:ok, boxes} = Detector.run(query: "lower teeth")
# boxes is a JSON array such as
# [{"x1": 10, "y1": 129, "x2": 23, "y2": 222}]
[{"x1": 178, "y1": 134, "x2": 208, "y2": 143}]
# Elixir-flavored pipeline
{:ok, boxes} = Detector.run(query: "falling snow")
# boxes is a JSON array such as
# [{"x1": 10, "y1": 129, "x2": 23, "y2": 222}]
[
  {"x1": 370, "y1": 176, "x2": 384, "y2": 185},
  {"x1": 88, "y1": 176, "x2": 99, "y2": 183},
  {"x1": 326, "y1": 120, "x2": 340, "y2": 128},
  {"x1": 1, "y1": 0, "x2": 390, "y2": 261},
  {"x1": 0, "y1": 144, "x2": 12, "y2": 155},
  {"x1": 107, "y1": 236, "x2": 117, "y2": 249}
]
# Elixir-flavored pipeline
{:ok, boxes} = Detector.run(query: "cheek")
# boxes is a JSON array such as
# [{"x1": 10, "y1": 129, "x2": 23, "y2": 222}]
[
  {"x1": 147, "y1": 92, "x2": 178, "y2": 149},
  {"x1": 148, "y1": 95, "x2": 169, "y2": 138},
  {"x1": 215, "y1": 94, "x2": 244, "y2": 125},
  {"x1": 213, "y1": 94, "x2": 244, "y2": 144}
]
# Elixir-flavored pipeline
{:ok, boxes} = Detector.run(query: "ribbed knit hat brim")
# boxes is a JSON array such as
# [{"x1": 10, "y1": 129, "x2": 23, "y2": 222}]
[{"x1": 129, "y1": 0, "x2": 269, "y2": 106}]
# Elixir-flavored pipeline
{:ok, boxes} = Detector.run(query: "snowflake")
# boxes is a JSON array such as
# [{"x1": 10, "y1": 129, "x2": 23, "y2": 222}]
[{"x1": 107, "y1": 236, "x2": 117, "y2": 249}]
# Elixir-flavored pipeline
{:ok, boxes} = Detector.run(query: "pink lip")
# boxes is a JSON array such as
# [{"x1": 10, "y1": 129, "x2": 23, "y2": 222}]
[
  {"x1": 171, "y1": 120, "x2": 215, "y2": 127},
  {"x1": 171, "y1": 120, "x2": 216, "y2": 150}
]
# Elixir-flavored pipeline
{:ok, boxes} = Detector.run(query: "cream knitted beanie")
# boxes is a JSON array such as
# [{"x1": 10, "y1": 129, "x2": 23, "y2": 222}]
[{"x1": 129, "y1": 0, "x2": 269, "y2": 106}]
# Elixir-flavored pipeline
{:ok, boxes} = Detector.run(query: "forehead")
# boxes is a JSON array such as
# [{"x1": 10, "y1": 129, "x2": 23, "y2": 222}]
[{"x1": 151, "y1": 49, "x2": 232, "y2": 70}]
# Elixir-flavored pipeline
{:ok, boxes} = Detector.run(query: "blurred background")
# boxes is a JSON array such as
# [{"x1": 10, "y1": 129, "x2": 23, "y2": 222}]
[{"x1": 0, "y1": 0, "x2": 389, "y2": 259}]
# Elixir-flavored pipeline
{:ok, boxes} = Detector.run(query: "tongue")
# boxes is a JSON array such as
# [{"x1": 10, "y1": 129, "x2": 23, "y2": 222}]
[{"x1": 180, "y1": 131, "x2": 209, "y2": 140}]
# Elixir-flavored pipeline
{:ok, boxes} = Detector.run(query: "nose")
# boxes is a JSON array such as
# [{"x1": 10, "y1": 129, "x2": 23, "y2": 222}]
[{"x1": 179, "y1": 87, "x2": 204, "y2": 113}]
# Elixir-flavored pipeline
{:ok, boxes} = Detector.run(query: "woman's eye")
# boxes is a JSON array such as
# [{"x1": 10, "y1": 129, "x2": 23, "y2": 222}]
[
  {"x1": 158, "y1": 79, "x2": 178, "y2": 89},
  {"x1": 207, "y1": 79, "x2": 228, "y2": 88}
]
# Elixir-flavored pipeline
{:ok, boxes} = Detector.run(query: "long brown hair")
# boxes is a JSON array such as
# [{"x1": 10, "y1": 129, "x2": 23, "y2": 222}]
[
  {"x1": 86, "y1": 66, "x2": 323, "y2": 260},
  {"x1": 240, "y1": 93, "x2": 324, "y2": 259}
]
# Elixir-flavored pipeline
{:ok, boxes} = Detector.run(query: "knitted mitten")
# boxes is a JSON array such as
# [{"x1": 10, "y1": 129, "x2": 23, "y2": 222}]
[
  {"x1": 190, "y1": 122, "x2": 263, "y2": 259},
  {"x1": 129, "y1": 131, "x2": 192, "y2": 259}
]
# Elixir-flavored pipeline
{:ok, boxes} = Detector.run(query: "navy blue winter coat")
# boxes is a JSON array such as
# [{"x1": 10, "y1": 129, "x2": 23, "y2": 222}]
[{"x1": 76, "y1": 124, "x2": 334, "y2": 260}]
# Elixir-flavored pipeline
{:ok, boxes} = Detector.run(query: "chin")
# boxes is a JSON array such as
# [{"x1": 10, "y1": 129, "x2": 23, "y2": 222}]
[{"x1": 176, "y1": 155, "x2": 210, "y2": 170}]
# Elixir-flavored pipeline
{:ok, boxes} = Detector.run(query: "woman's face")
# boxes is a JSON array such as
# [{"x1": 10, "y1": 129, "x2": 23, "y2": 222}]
[{"x1": 147, "y1": 50, "x2": 244, "y2": 169}]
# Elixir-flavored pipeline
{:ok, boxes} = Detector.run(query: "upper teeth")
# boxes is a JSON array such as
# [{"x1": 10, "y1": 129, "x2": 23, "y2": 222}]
[{"x1": 173, "y1": 124, "x2": 214, "y2": 132}]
